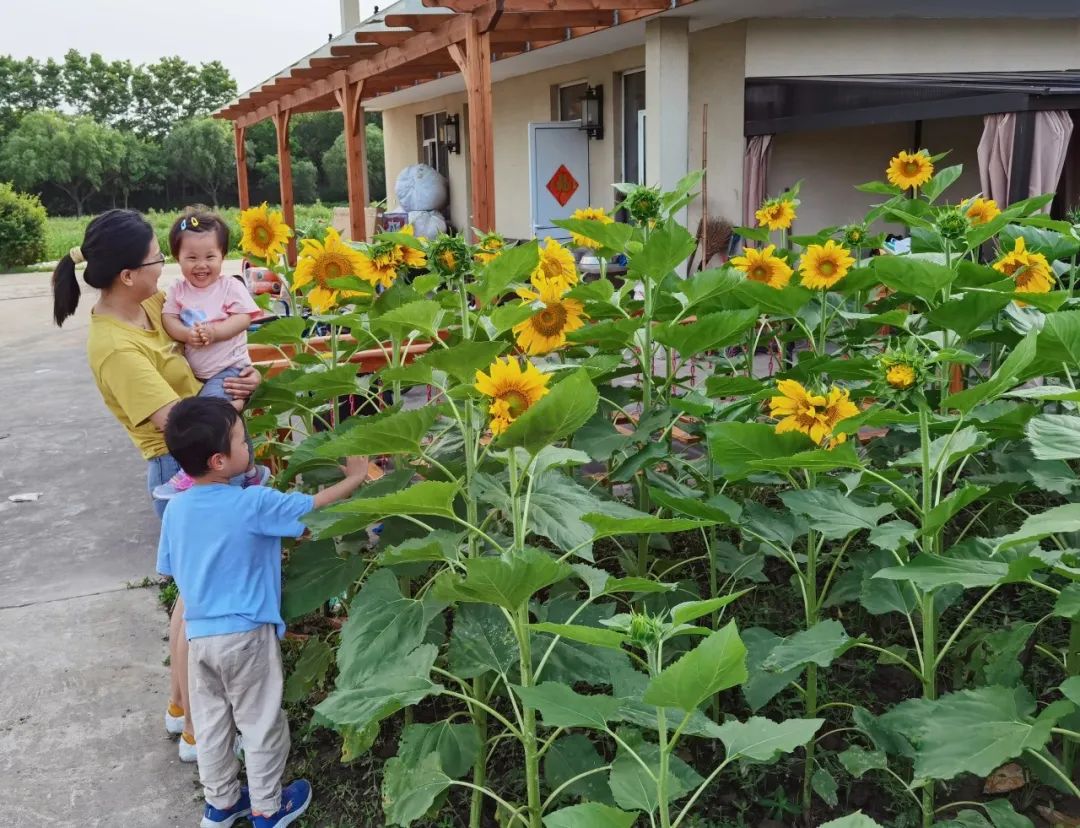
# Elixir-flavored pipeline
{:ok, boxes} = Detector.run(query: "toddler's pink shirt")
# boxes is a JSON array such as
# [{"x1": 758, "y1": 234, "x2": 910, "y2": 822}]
[{"x1": 163, "y1": 276, "x2": 258, "y2": 380}]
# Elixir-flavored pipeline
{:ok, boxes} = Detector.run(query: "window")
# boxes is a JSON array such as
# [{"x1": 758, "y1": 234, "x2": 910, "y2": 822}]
[
  {"x1": 420, "y1": 111, "x2": 450, "y2": 176},
  {"x1": 557, "y1": 82, "x2": 589, "y2": 122}
]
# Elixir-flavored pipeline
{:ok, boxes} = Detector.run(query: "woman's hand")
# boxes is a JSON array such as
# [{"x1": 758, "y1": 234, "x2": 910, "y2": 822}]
[{"x1": 223, "y1": 365, "x2": 262, "y2": 402}]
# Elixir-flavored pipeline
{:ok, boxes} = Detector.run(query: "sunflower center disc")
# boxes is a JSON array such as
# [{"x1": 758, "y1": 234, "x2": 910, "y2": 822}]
[
  {"x1": 533, "y1": 304, "x2": 568, "y2": 336},
  {"x1": 500, "y1": 390, "x2": 529, "y2": 418}
]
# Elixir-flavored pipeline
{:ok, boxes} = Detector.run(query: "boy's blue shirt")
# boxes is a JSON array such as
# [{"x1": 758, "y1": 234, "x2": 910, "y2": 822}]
[{"x1": 157, "y1": 484, "x2": 315, "y2": 640}]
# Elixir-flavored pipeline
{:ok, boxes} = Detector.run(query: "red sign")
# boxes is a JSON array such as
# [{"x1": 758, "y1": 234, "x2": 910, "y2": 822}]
[{"x1": 546, "y1": 164, "x2": 579, "y2": 207}]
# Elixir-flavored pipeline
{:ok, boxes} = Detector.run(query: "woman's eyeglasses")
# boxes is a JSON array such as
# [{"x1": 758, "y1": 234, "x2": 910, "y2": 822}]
[{"x1": 134, "y1": 255, "x2": 167, "y2": 269}]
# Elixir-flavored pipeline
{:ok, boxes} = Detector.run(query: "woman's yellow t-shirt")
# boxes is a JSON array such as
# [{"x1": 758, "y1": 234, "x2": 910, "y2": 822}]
[{"x1": 87, "y1": 291, "x2": 202, "y2": 460}]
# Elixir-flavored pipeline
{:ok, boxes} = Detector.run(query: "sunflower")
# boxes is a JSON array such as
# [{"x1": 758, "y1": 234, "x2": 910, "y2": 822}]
[
  {"x1": 729, "y1": 244, "x2": 793, "y2": 289},
  {"x1": 357, "y1": 240, "x2": 402, "y2": 290},
  {"x1": 769, "y1": 380, "x2": 829, "y2": 444},
  {"x1": 428, "y1": 234, "x2": 471, "y2": 279},
  {"x1": 568, "y1": 206, "x2": 614, "y2": 250},
  {"x1": 843, "y1": 225, "x2": 867, "y2": 247},
  {"x1": 992, "y1": 236, "x2": 1055, "y2": 295},
  {"x1": 239, "y1": 203, "x2": 292, "y2": 262},
  {"x1": 395, "y1": 225, "x2": 428, "y2": 269},
  {"x1": 886, "y1": 364, "x2": 916, "y2": 390},
  {"x1": 821, "y1": 386, "x2": 859, "y2": 447},
  {"x1": 532, "y1": 237, "x2": 578, "y2": 292},
  {"x1": 292, "y1": 228, "x2": 368, "y2": 313},
  {"x1": 474, "y1": 357, "x2": 551, "y2": 434},
  {"x1": 474, "y1": 232, "x2": 506, "y2": 265},
  {"x1": 966, "y1": 197, "x2": 1001, "y2": 226},
  {"x1": 886, "y1": 150, "x2": 934, "y2": 190},
  {"x1": 799, "y1": 240, "x2": 855, "y2": 290},
  {"x1": 513, "y1": 279, "x2": 587, "y2": 355},
  {"x1": 755, "y1": 198, "x2": 797, "y2": 231}
]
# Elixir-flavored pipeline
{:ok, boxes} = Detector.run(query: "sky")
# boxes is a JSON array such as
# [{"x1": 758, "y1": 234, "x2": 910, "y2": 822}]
[{"x1": 0, "y1": 0, "x2": 382, "y2": 95}]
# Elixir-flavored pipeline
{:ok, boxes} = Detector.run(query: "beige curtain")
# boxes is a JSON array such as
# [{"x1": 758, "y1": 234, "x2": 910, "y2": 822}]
[
  {"x1": 978, "y1": 111, "x2": 1074, "y2": 211},
  {"x1": 977, "y1": 113, "x2": 1014, "y2": 207},
  {"x1": 1032, "y1": 111, "x2": 1074, "y2": 211},
  {"x1": 743, "y1": 135, "x2": 773, "y2": 227}
]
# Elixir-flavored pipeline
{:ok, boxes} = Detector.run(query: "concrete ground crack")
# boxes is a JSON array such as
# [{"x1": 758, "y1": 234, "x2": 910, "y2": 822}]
[{"x1": 0, "y1": 583, "x2": 138, "y2": 611}]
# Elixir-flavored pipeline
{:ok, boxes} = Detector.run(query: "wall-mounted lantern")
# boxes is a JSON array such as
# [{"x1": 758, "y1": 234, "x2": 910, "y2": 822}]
[
  {"x1": 581, "y1": 85, "x2": 603, "y2": 140},
  {"x1": 445, "y1": 114, "x2": 461, "y2": 154}
]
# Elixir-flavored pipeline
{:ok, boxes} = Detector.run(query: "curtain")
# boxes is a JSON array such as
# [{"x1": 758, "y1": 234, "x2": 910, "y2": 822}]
[
  {"x1": 977, "y1": 113, "x2": 1013, "y2": 207},
  {"x1": 978, "y1": 111, "x2": 1074, "y2": 212},
  {"x1": 742, "y1": 134, "x2": 773, "y2": 228},
  {"x1": 1031, "y1": 111, "x2": 1074, "y2": 212}
]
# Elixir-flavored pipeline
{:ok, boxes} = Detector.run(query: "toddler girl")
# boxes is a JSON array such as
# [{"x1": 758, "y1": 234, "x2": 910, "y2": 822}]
[{"x1": 155, "y1": 206, "x2": 268, "y2": 499}]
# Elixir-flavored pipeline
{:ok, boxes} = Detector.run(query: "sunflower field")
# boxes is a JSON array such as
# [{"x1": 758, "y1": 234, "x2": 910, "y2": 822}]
[{"x1": 238, "y1": 149, "x2": 1080, "y2": 828}]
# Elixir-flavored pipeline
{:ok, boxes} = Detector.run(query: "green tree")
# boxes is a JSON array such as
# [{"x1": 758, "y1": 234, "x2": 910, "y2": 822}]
[
  {"x1": 164, "y1": 118, "x2": 235, "y2": 206},
  {"x1": 108, "y1": 133, "x2": 161, "y2": 208},
  {"x1": 292, "y1": 112, "x2": 344, "y2": 170},
  {"x1": 61, "y1": 50, "x2": 134, "y2": 127},
  {"x1": 321, "y1": 124, "x2": 386, "y2": 204},
  {"x1": 131, "y1": 57, "x2": 236, "y2": 140},
  {"x1": 0, "y1": 56, "x2": 61, "y2": 136},
  {"x1": 0, "y1": 111, "x2": 120, "y2": 216},
  {"x1": 255, "y1": 154, "x2": 318, "y2": 204}
]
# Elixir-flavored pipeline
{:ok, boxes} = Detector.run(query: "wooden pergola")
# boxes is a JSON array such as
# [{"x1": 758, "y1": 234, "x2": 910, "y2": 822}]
[{"x1": 214, "y1": 0, "x2": 686, "y2": 262}]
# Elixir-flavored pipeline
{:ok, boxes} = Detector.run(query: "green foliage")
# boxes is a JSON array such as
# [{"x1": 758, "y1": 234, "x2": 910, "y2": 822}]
[
  {"x1": 163, "y1": 118, "x2": 235, "y2": 205},
  {"x1": 0, "y1": 183, "x2": 46, "y2": 268},
  {"x1": 0, "y1": 111, "x2": 119, "y2": 215},
  {"x1": 238, "y1": 160, "x2": 1080, "y2": 828}
]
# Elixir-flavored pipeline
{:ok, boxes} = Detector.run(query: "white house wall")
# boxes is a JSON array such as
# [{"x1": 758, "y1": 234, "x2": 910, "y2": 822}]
[
  {"x1": 382, "y1": 46, "x2": 645, "y2": 239},
  {"x1": 380, "y1": 16, "x2": 1080, "y2": 242},
  {"x1": 744, "y1": 18, "x2": 1080, "y2": 76},
  {"x1": 766, "y1": 117, "x2": 985, "y2": 234},
  {"x1": 688, "y1": 22, "x2": 747, "y2": 232}
]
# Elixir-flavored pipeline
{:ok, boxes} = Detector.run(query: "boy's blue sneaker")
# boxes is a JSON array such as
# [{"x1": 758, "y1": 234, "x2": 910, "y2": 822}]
[
  {"x1": 201, "y1": 788, "x2": 251, "y2": 828},
  {"x1": 252, "y1": 780, "x2": 312, "y2": 828}
]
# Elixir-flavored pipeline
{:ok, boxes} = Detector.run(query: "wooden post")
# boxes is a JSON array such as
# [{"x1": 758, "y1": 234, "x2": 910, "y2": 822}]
[
  {"x1": 272, "y1": 106, "x2": 297, "y2": 265},
  {"x1": 449, "y1": 18, "x2": 495, "y2": 236},
  {"x1": 234, "y1": 124, "x2": 250, "y2": 210},
  {"x1": 335, "y1": 79, "x2": 369, "y2": 242}
]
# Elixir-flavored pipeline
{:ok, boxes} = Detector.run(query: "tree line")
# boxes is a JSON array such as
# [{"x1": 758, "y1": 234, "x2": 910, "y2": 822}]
[{"x1": 0, "y1": 51, "x2": 386, "y2": 216}]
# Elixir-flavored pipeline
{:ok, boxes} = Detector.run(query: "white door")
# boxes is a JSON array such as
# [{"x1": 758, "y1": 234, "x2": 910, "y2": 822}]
[{"x1": 529, "y1": 121, "x2": 590, "y2": 240}]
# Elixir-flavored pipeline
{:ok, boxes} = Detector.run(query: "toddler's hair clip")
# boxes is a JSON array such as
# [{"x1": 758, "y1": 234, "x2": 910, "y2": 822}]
[{"x1": 179, "y1": 217, "x2": 201, "y2": 231}]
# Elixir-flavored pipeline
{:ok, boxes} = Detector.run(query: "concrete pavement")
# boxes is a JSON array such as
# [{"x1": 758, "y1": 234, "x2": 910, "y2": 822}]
[{"x1": 0, "y1": 268, "x2": 196, "y2": 826}]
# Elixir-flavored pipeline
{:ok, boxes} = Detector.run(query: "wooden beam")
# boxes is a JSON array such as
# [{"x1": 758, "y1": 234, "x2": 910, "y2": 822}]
[
  {"x1": 309, "y1": 56, "x2": 365, "y2": 70},
  {"x1": 272, "y1": 107, "x2": 297, "y2": 265},
  {"x1": 354, "y1": 31, "x2": 412, "y2": 46},
  {"x1": 329, "y1": 45, "x2": 384, "y2": 58},
  {"x1": 384, "y1": 13, "x2": 452, "y2": 31},
  {"x1": 451, "y1": 19, "x2": 496, "y2": 235},
  {"x1": 490, "y1": 27, "x2": 569, "y2": 42},
  {"x1": 234, "y1": 124, "x2": 250, "y2": 210},
  {"x1": 290, "y1": 66, "x2": 338, "y2": 79},
  {"x1": 232, "y1": 14, "x2": 469, "y2": 127},
  {"x1": 335, "y1": 79, "x2": 369, "y2": 243},
  {"x1": 497, "y1": 10, "x2": 616, "y2": 26}
]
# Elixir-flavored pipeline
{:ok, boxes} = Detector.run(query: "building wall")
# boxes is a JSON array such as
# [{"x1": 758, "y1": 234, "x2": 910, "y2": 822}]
[
  {"x1": 381, "y1": 90, "x2": 470, "y2": 233},
  {"x1": 765, "y1": 116, "x2": 985, "y2": 233},
  {"x1": 381, "y1": 46, "x2": 645, "y2": 239},
  {"x1": 745, "y1": 18, "x2": 1080, "y2": 77},
  {"x1": 688, "y1": 22, "x2": 747, "y2": 232},
  {"x1": 380, "y1": 15, "x2": 1076, "y2": 241}
]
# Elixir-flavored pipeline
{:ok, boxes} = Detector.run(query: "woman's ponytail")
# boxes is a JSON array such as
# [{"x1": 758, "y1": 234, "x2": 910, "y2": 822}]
[
  {"x1": 48, "y1": 209, "x2": 154, "y2": 328},
  {"x1": 52, "y1": 254, "x2": 81, "y2": 327}
]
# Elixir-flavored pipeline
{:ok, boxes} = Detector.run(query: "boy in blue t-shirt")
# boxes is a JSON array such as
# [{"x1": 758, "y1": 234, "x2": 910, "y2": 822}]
[{"x1": 157, "y1": 396, "x2": 369, "y2": 828}]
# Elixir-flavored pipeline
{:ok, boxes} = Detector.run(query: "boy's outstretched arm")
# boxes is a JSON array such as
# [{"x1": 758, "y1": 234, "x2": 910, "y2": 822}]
[{"x1": 313, "y1": 456, "x2": 370, "y2": 509}]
